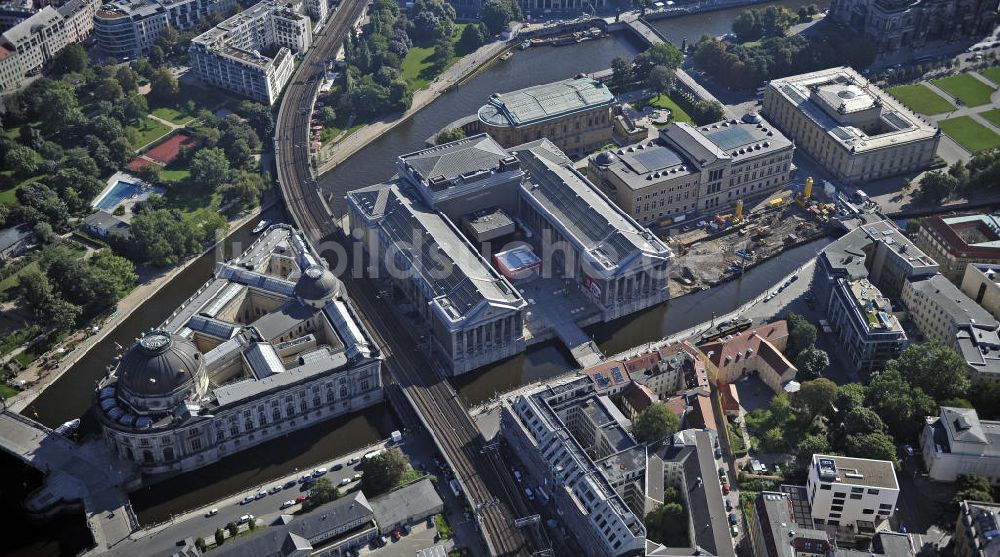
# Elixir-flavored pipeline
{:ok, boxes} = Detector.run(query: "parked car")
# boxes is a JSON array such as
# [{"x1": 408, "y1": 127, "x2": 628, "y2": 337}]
[
  {"x1": 725, "y1": 499, "x2": 733, "y2": 512},
  {"x1": 332, "y1": 463, "x2": 343, "y2": 471},
  {"x1": 729, "y1": 513, "x2": 739, "y2": 525},
  {"x1": 391, "y1": 530, "x2": 401, "y2": 541},
  {"x1": 718, "y1": 467, "x2": 726, "y2": 477},
  {"x1": 268, "y1": 485, "x2": 282, "y2": 494},
  {"x1": 722, "y1": 483, "x2": 730, "y2": 495},
  {"x1": 513, "y1": 469, "x2": 522, "y2": 482},
  {"x1": 255, "y1": 490, "x2": 267, "y2": 500},
  {"x1": 241, "y1": 496, "x2": 254, "y2": 505},
  {"x1": 339, "y1": 478, "x2": 351, "y2": 486},
  {"x1": 283, "y1": 480, "x2": 297, "y2": 490},
  {"x1": 295, "y1": 495, "x2": 308, "y2": 503},
  {"x1": 353, "y1": 473, "x2": 363, "y2": 481},
  {"x1": 347, "y1": 456, "x2": 360, "y2": 465},
  {"x1": 206, "y1": 508, "x2": 218, "y2": 517},
  {"x1": 525, "y1": 487, "x2": 535, "y2": 500},
  {"x1": 239, "y1": 514, "x2": 254, "y2": 524},
  {"x1": 281, "y1": 500, "x2": 295, "y2": 509},
  {"x1": 313, "y1": 467, "x2": 327, "y2": 477}
]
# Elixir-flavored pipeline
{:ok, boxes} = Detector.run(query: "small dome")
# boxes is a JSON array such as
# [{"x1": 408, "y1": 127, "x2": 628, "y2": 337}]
[
  {"x1": 838, "y1": 89, "x2": 858, "y2": 99},
  {"x1": 118, "y1": 332, "x2": 202, "y2": 398},
  {"x1": 742, "y1": 112, "x2": 763, "y2": 124},
  {"x1": 594, "y1": 151, "x2": 616, "y2": 166},
  {"x1": 294, "y1": 265, "x2": 341, "y2": 303}
]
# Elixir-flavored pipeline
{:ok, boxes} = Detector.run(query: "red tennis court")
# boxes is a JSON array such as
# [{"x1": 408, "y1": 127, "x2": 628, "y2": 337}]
[{"x1": 143, "y1": 133, "x2": 196, "y2": 165}]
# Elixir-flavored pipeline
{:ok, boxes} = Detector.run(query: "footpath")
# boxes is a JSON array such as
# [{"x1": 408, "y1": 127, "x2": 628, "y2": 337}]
[
  {"x1": 314, "y1": 40, "x2": 510, "y2": 174},
  {"x1": 6, "y1": 202, "x2": 272, "y2": 414}
]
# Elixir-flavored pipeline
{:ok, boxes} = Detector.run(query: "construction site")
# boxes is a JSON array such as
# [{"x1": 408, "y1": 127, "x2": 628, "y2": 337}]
[{"x1": 667, "y1": 179, "x2": 835, "y2": 297}]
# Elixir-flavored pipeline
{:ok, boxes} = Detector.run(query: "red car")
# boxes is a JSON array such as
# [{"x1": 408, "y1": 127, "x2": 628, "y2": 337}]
[
  {"x1": 722, "y1": 483, "x2": 730, "y2": 495},
  {"x1": 295, "y1": 495, "x2": 308, "y2": 503},
  {"x1": 391, "y1": 530, "x2": 401, "y2": 541}
]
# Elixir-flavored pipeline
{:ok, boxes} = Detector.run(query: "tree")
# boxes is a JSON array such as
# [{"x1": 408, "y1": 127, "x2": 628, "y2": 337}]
[
  {"x1": 360, "y1": 447, "x2": 408, "y2": 495},
  {"x1": 845, "y1": 431, "x2": 897, "y2": 465},
  {"x1": 303, "y1": 478, "x2": 340, "y2": 510},
  {"x1": 95, "y1": 77, "x2": 125, "y2": 102},
  {"x1": 214, "y1": 529, "x2": 225, "y2": 546},
  {"x1": 195, "y1": 537, "x2": 207, "y2": 552},
  {"x1": 969, "y1": 380, "x2": 1000, "y2": 419},
  {"x1": 33, "y1": 222, "x2": 56, "y2": 244},
  {"x1": 116, "y1": 66, "x2": 141, "y2": 93},
  {"x1": 126, "y1": 209, "x2": 203, "y2": 266},
  {"x1": 646, "y1": 65, "x2": 674, "y2": 99},
  {"x1": 190, "y1": 148, "x2": 231, "y2": 190},
  {"x1": 37, "y1": 80, "x2": 82, "y2": 133},
  {"x1": 319, "y1": 107, "x2": 338, "y2": 128},
  {"x1": 795, "y1": 346, "x2": 829, "y2": 378},
  {"x1": 784, "y1": 311, "x2": 817, "y2": 360},
  {"x1": 150, "y1": 68, "x2": 179, "y2": 102},
  {"x1": 954, "y1": 474, "x2": 994, "y2": 504},
  {"x1": 436, "y1": 128, "x2": 466, "y2": 144},
  {"x1": 865, "y1": 368, "x2": 936, "y2": 442},
  {"x1": 52, "y1": 43, "x2": 88, "y2": 74},
  {"x1": 640, "y1": 43, "x2": 684, "y2": 71},
  {"x1": 917, "y1": 171, "x2": 957, "y2": 204},
  {"x1": 691, "y1": 100, "x2": 725, "y2": 125},
  {"x1": 791, "y1": 378, "x2": 838, "y2": 418},
  {"x1": 6, "y1": 144, "x2": 38, "y2": 178},
  {"x1": 131, "y1": 57, "x2": 155, "y2": 79},
  {"x1": 885, "y1": 342, "x2": 970, "y2": 402},
  {"x1": 458, "y1": 22, "x2": 486, "y2": 53},
  {"x1": 760, "y1": 426, "x2": 786, "y2": 452},
  {"x1": 644, "y1": 501, "x2": 688, "y2": 546},
  {"x1": 481, "y1": 0, "x2": 520, "y2": 36},
  {"x1": 20, "y1": 126, "x2": 43, "y2": 150},
  {"x1": 611, "y1": 56, "x2": 634, "y2": 91},
  {"x1": 632, "y1": 402, "x2": 680, "y2": 443},
  {"x1": 226, "y1": 522, "x2": 238, "y2": 536},
  {"x1": 237, "y1": 101, "x2": 275, "y2": 137},
  {"x1": 795, "y1": 433, "x2": 830, "y2": 465},
  {"x1": 842, "y1": 406, "x2": 886, "y2": 435},
  {"x1": 89, "y1": 249, "x2": 138, "y2": 298},
  {"x1": 222, "y1": 170, "x2": 264, "y2": 210}
]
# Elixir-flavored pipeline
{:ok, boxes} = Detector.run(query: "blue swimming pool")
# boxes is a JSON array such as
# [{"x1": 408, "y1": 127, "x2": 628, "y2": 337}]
[{"x1": 93, "y1": 181, "x2": 140, "y2": 211}]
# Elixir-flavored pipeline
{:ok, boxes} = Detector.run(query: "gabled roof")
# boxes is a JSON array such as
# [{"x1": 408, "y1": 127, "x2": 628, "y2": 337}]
[
  {"x1": 400, "y1": 134, "x2": 509, "y2": 183},
  {"x1": 942, "y1": 406, "x2": 988, "y2": 445},
  {"x1": 699, "y1": 320, "x2": 790, "y2": 368}
]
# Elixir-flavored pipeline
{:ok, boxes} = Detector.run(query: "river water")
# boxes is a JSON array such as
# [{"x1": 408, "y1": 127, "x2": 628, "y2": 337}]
[
  {"x1": 24, "y1": 2, "x2": 833, "y2": 533},
  {"x1": 648, "y1": 0, "x2": 831, "y2": 44}
]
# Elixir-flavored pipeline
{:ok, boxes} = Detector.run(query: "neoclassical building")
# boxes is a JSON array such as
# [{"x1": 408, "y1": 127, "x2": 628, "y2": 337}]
[
  {"x1": 828, "y1": 0, "x2": 998, "y2": 52},
  {"x1": 94, "y1": 225, "x2": 383, "y2": 475}
]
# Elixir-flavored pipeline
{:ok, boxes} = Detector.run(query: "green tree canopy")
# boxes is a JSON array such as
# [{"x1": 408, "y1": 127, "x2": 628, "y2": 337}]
[
  {"x1": 150, "y1": 68, "x2": 179, "y2": 102},
  {"x1": 458, "y1": 22, "x2": 487, "y2": 53},
  {"x1": 865, "y1": 368, "x2": 936, "y2": 442},
  {"x1": 190, "y1": 148, "x2": 232, "y2": 190},
  {"x1": 481, "y1": 0, "x2": 521, "y2": 35},
  {"x1": 644, "y1": 500, "x2": 688, "y2": 546},
  {"x1": 646, "y1": 65, "x2": 675, "y2": 98},
  {"x1": 222, "y1": 170, "x2": 265, "y2": 211},
  {"x1": 884, "y1": 342, "x2": 970, "y2": 402},
  {"x1": 360, "y1": 447, "x2": 408, "y2": 496},
  {"x1": 795, "y1": 433, "x2": 830, "y2": 465},
  {"x1": 845, "y1": 431, "x2": 898, "y2": 465},
  {"x1": 954, "y1": 474, "x2": 994, "y2": 504},
  {"x1": 791, "y1": 378, "x2": 838, "y2": 419},
  {"x1": 632, "y1": 402, "x2": 681, "y2": 443},
  {"x1": 784, "y1": 311, "x2": 817, "y2": 360},
  {"x1": 52, "y1": 43, "x2": 89, "y2": 74},
  {"x1": 795, "y1": 346, "x2": 830, "y2": 379},
  {"x1": 842, "y1": 406, "x2": 886, "y2": 435},
  {"x1": 126, "y1": 209, "x2": 203, "y2": 266},
  {"x1": 611, "y1": 56, "x2": 634, "y2": 91},
  {"x1": 303, "y1": 477, "x2": 340, "y2": 511},
  {"x1": 436, "y1": 128, "x2": 466, "y2": 144}
]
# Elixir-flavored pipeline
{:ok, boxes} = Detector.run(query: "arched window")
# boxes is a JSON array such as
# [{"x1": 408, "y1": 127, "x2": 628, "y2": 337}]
[
  {"x1": 163, "y1": 447, "x2": 175, "y2": 461},
  {"x1": 143, "y1": 450, "x2": 154, "y2": 464}
]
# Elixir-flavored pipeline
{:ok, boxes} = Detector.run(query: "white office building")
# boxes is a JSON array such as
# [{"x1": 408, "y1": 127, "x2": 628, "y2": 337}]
[
  {"x1": 922, "y1": 406, "x2": 1000, "y2": 484},
  {"x1": 806, "y1": 454, "x2": 900, "y2": 531},
  {"x1": 189, "y1": 1, "x2": 307, "y2": 104}
]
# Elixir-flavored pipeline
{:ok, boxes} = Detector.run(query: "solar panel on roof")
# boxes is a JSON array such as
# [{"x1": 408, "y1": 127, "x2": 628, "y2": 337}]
[
  {"x1": 704, "y1": 127, "x2": 756, "y2": 150},
  {"x1": 611, "y1": 367, "x2": 624, "y2": 383},
  {"x1": 632, "y1": 147, "x2": 682, "y2": 173}
]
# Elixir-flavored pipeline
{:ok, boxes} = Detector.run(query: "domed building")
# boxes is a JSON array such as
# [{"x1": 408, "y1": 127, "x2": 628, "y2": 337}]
[{"x1": 96, "y1": 225, "x2": 382, "y2": 475}]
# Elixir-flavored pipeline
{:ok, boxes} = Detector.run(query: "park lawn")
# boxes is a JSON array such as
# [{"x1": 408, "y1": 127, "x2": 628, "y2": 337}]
[
  {"x1": 130, "y1": 117, "x2": 173, "y2": 149},
  {"x1": 887, "y1": 84, "x2": 954, "y2": 115},
  {"x1": 0, "y1": 384, "x2": 19, "y2": 400},
  {"x1": 980, "y1": 66, "x2": 1000, "y2": 86},
  {"x1": 932, "y1": 73, "x2": 996, "y2": 107},
  {"x1": 151, "y1": 105, "x2": 195, "y2": 125},
  {"x1": 635, "y1": 94, "x2": 693, "y2": 124},
  {"x1": 939, "y1": 116, "x2": 1000, "y2": 152},
  {"x1": 400, "y1": 23, "x2": 468, "y2": 90},
  {"x1": 980, "y1": 108, "x2": 1000, "y2": 128},
  {"x1": 0, "y1": 173, "x2": 49, "y2": 206},
  {"x1": 159, "y1": 168, "x2": 190, "y2": 183}
]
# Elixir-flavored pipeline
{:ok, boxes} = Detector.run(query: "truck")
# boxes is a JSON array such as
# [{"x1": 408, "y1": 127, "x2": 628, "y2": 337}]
[
  {"x1": 449, "y1": 478, "x2": 462, "y2": 497},
  {"x1": 853, "y1": 189, "x2": 869, "y2": 204}
]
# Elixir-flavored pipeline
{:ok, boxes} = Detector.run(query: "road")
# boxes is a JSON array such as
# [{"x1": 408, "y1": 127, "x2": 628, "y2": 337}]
[{"x1": 105, "y1": 440, "x2": 392, "y2": 556}]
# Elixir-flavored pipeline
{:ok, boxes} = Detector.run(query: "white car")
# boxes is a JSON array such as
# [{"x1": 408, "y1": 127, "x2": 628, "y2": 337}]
[
  {"x1": 206, "y1": 508, "x2": 218, "y2": 517},
  {"x1": 513, "y1": 469, "x2": 522, "y2": 482},
  {"x1": 280, "y1": 500, "x2": 295, "y2": 509},
  {"x1": 347, "y1": 456, "x2": 360, "y2": 465},
  {"x1": 339, "y1": 478, "x2": 351, "y2": 486},
  {"x1": 313, "y1": 467, "x2": 327, "y2": 477},
  {"x1": 239, "y1": 514, "x2": 254, "y2": 524},
  {"x1": 241, "y1": 496, "x2": 254, "y2": 505}
]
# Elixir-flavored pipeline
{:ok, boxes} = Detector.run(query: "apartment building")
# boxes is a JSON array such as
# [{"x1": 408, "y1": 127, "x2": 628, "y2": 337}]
[
  {"x1": 807, "y1": 455, "x2": 900, "y2": 531},
  {"x1": 922, "y1": 406, "x2": 1000, "y2": 484},
  {"x1": 463, "y1": 76, "x2": 616, "y2": 159},
  {"x1": 698, "y1": 320, "x2": 797, "y2": 394},
  {"x1": 764, "y1": 67, "x2": 940, "y2": 184},
  {"x1": 961, "y1": 263, "x2": 1000, "y2": 321},
  {"x1": 1, "y1": 6, "x2": 67, "y2": 75},
  {"x1": 189, "y1": 0, "x2": 306, "y2": 104},
  {"x1": 828, "y1": 277, "x2": 907, "y2": 373},
  {"x1": 747, "y1": 491, "x2": 832, "y2": 557},
  {"x1": 58, "y1": 0, "x2": 99, "y2": 42},
  {"x1": 916, "y1": 214, "x2": 1000, "y2": 285},
  {"x1": 95, "y1": 0, "x2": 239, "y2": 58},
  {"x1": 500, "y1": 376, "x2": 734, "y2": 557},
  {"x1": 828, "y1": 0, "x2": 997, "y2": 53},
  {"x1": 588, "y1": 112, "x2": 794, "y2": 227},
  {"x1": 954, "y1": 500, "x2": 1000, "y2": 557}
]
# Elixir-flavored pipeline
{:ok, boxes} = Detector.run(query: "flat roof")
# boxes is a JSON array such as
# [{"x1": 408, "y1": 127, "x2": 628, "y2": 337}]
[
  {"x1": 843, "y1": 278, "x2": 903, "y2": 333},
  {"x1": 399, "y1": 133, "x2": 512, "y2": 188},
  {"x1": 768, "y1": 66, "x2": 938, "y2": 153},
  {"x1": 907, "y1": 274, "x2": 998, "y2": 329},
  {"x1": 478, "y1": 76, "x2": 614, "y2": 128},
  {"x1": 812, "y1": 454, "x2": 898, "y2": 489}
]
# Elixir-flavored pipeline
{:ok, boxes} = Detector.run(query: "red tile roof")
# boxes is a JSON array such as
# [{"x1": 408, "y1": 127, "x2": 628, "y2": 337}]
[
  {"x1": 699, "y1": 320, "x2": 789, "y2": 369},
  {"x1": 722, "y1": 383, "x2": 740, "y2": 412},
  {"x1": 580, "y1": 359, "x2": 630, "y2": 391}
]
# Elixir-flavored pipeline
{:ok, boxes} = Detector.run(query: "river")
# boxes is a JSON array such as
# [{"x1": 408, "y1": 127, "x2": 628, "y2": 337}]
[
  {"x1": 648, "y1": 0, "x2": 831, "y2": 44},
  {"x1": 21, "y1": 1, "x2": 833, "y2": 534}
]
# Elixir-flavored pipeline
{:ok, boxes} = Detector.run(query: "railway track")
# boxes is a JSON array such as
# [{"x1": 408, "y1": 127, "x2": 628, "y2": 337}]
[{"x1": 273, "y1": 3, "x2": 534, "y2": 555}]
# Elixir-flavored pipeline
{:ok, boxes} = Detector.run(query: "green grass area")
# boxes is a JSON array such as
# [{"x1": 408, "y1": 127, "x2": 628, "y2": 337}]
[
  {"x1": 151, "y1": 106, "x2": 195, "y2": 125},
  {"x1": 979, "y1": 66, "x2": 1000, "y2": 86},
  {"x1": 434, "y1": 513, "x2": 453, "y2": 539},
  {"x1": 980, "y1": 108, "x2": 1000, "y2": 128},
  {"x1": 130, "y1": 117, "x2": 173, "y2": 148},
  {"x1": 932, "y1": 73, "x2": 996, "y2": 107},
  {"x1": 635, "y1": 94, "x2": 693, "y2": 124},
  {"x1": 400, "y1": 23, "x2": 468, "y2": 90},
  {"x1": 0, "y1": 324, "x2": 40, "y2": 356},
  {"x1": 0, "y1": 384, "x2": 19, "y2": 400},
  {"x1": 887, "y1": 84, "x2": 955, "y2": 115},
  {"x1": 159, "y1": 168, "x2": 190, "y2": 183},
  {"x1": 939, "y1": 116, "x2": 1000, "y2": 152}
]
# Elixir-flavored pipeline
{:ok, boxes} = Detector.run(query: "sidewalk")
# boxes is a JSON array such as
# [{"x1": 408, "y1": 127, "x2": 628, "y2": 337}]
[{"x1": 314, "y1": 40, "x2": 510, "y2": 174}]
